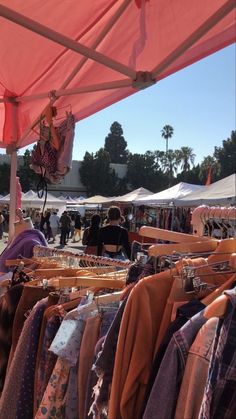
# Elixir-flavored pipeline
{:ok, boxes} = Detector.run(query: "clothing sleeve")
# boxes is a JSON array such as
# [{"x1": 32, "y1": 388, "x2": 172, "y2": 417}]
[{"x1": 122, "y1": 228, "x2": 131, "y2": 259}]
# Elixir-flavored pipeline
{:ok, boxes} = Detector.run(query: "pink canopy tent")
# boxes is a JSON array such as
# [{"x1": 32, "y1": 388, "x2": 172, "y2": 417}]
[{"x1": 0, "y1": 0, "x2": 235, "y2": 238}]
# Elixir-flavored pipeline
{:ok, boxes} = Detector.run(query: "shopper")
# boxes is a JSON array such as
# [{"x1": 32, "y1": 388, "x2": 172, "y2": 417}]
[
  {"x1": 97, "y1": 206, "x2": 131, "y2": 259},
  {"x1": 59, "y1": 211, "x2": 71, "y2": 246},
  {"x1": 82, "y1": 213, "x2": 101, "y2": 254},
  {"x1": 72, "y1": 212, "x2": 82, "y2": 242},
  {"x1": 49, "y1": 211, "x2": 60, "y2": 243}
]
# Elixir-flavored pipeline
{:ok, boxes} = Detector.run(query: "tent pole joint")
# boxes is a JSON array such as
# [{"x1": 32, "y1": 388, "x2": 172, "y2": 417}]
[
  {"x1": 132, "y1": 71, "x2": 156, "y2": 90},
  {"x1": 6, "y1": 143, "x2": 18, "y2": 155}
]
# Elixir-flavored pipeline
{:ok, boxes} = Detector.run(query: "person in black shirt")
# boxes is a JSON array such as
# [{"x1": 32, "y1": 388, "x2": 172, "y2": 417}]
[
  {"x1": 97, "y1": 206, "x2": 131, "y2": 259},
  {"x1": 82, "y1": 213, "x2": 101, "y2": 254}
]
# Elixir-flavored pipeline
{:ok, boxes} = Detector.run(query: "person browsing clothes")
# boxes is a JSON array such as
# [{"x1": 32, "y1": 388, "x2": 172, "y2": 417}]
[
  {"x1": 97, "y1": 206, "x2": 131, "y2": 260},
  {"x1": 82, "y1": 213, "x2": 101, "y2": 254}
]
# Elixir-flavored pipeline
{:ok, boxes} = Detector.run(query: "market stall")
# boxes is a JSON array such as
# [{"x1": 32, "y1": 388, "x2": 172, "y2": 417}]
[
  {"x1": 174, "y1": 173, "x2": 236, "y2": 206},
  {"x1": 0, "y1": 2, "x2": 235, "y2": 418}
]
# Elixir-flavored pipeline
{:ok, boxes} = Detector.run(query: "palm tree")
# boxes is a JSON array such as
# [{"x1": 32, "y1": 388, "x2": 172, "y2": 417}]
[
  {"x1": 199, "y1": 155, "x2": 220, "y2": 183},
  {"x1": 177, "y1": 146, "x2": 196, "y2": 173},
  {"x1": 161, "y1": 125, "x2": 174, "y2": 153},
  {"x1": 160, "y1": 149, "x2": 178, "y2": 185}
]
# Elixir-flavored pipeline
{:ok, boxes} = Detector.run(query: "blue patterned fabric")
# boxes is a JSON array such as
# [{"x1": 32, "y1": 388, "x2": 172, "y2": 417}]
[{"x1": 199, "y1": 288, "x2": 236, "y2": 419}]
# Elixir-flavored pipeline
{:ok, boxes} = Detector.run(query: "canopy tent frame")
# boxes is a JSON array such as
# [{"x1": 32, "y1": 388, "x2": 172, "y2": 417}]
[
  {"x1": 0, "y1": 0, "x2": 235, "y2": 240},
  {"x1": 0, "y1": 1, "x2": 234, "y2": 111}
]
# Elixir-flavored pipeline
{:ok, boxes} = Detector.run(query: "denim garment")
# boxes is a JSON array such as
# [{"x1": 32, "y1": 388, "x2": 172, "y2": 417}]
[
  {"x1": 143, "y1": 309, "x2": 207, "y2": 419},
  {"x1": 199, "y1": 288, "x2": 236, "y2": 419},
  {"x1": 143, "y1": 299, "x2": 205, "y2": 412},
  {"x1": 175, "y1": 317, "x2": 218, "y2": 419}
]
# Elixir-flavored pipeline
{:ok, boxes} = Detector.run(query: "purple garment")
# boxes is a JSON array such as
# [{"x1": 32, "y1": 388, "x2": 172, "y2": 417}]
[
  {"x1": 0, "y1": 229, "x2": 48, "y2": 273},
  {"x1": 16, "y1": 299, "x2": 48, "y2": 419},
  {"x1": 35, "y1": 314, "x2": 62, "y2": 411}
]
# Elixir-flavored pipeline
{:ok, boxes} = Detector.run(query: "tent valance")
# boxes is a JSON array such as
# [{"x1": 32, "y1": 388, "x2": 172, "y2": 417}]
[
  {"x1": 174, "y1": 174, "x2": 236, "y2": 206},
  {"x1": 134, "y1": 182, "x2": 205, "y2": 205}
]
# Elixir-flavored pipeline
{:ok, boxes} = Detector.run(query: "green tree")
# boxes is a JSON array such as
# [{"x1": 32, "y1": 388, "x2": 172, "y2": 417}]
[
  {"x1": 79, "y1": 151, "x2": 95, "y2": 196},
  {"x1": 161, "y1": 125, "x2": 174, "y2": 153},
  {"x1": 160, "y1": 149, "x2": 179, "y2": 186},
  {"x1": 17, "y1": 149, "x2": 38, "y2": 192},
  {"x1": 214, "y1": 130, "x2": 236, "y2": 178},
  {"x1": 176, "y1": 164, "x2": 201, "y2": 184},
  {"x1": 104, "y1": 121, "x2": 128, "y2": 163},
  {"x1": 79, "y1": 148, "x2": 120, "y2": 196},
  {"x1": 127, "y1": 151, "x2": 167, "y2": 192},
  {"x1": 199, "y1": 155, "x2": 221, "y2": 184},
  {"x1": 0, "y1": 163, "x2": 10, "y2": 194},
  {"x1": 176, "y1": 146, "x2": 195, "y2": 172}
]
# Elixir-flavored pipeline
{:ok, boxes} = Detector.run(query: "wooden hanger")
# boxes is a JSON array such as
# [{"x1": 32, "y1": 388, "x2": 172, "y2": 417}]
[
  {"x1": 47, "y1": 276, "x2": 125, "y2": 289},
  {"x1": 139, "y1": 226, "x2": 212, "y2": 243},
  {"x1": 148, "y1": 240, "x2": 219, "y2": 257},
  {"x1": 207, "y1": 238, "x2": 236, "y2": 264},
  {"x1": 202, "y1": 254, "x2": 236, "y2": 306},
  {"x1": 34, "y1": 266, "x2": 116, "y2": 279}
]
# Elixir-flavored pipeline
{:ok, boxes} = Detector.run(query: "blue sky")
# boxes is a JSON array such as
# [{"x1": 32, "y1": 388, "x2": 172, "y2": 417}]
[
  {"x1": 73, "y1": 43, "x2": 235, "y2": 165},
  {"x1": 6, "y1": 43, "x2": 236, "y2": 165}
]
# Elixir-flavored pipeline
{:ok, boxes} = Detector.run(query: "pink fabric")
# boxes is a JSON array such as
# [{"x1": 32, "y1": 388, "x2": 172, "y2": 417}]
[
  {"x1": 0, "y1": 0, "x2": 235, "y2": 147},
  {"x1": 15, "y1": 177, "x2": 22, "y2": 212}
]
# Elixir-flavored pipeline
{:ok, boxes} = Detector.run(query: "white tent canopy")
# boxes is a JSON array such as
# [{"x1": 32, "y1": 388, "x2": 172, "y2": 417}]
[
  {"x1": 0, "y1": 190, "x2": 67, "y2": 210},
  {"x1": 134, "y1": 182, "x2": 204, "y2": 206},
  {"x1": 81, "y1": 195, "x2": 116, "y2": 205},
  {"x1": 114, "y1": 187, "x2": 153, "y2": 203},
  {"x1": 174, "y1": 174, "x2": 236, "y2": 206}
]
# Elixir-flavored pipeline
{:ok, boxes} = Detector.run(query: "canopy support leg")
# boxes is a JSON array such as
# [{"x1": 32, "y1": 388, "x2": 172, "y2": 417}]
[
  {"x1": 7, "y1": 102, "x2": 18, "y2": 243},
  {"x1": 8, "y1": 149, "x2": 17, "y2": 242}
]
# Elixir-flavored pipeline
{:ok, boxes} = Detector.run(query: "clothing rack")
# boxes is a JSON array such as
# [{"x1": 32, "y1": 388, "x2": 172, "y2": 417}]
[
  {"x1": 33, "y1": 245, "x2": 132, "y2": 269},
  {"x1": 192, "y1": 205, "x2": 236, "y2": 236}
]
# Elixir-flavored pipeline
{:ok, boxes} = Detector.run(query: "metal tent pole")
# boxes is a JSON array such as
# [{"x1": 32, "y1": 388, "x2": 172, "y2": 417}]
[
  {"x1": 0, "y1": 4, "x2": 136, "y2": 79},
  {"x1": 152, "y1": 0, "x2": 236, "y2": 78},
  {"x1": 7, "y1": 103, "x2": 18, "y2": 242},
  {"x1": 7, "y1": 148, "x2": 17, "y2": 242}
]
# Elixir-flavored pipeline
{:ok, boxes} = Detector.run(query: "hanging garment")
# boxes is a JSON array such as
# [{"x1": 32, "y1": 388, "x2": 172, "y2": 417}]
[
  {"x1": 199, "y1": 288, "x2": 236, "y2": 419},
  {"x1": 78, "y1": 315, "x2": 101, "y2": 419},
  {"x1": 0, "y1": 229, "x2": 48, "y2": 273},
  {"x1": 108, "y1": 269, "x2": 174, "y2": 419},
  {"x1": 34, "y1": 312, "x2": 62, "y2": 413},
  {"x1": 175, "y1": 317, "x2": 218, "y2": 419},
  {"x1": 7, "y1": 284, "x2": 51, "y2": 375},
  {"x1": 142, "y1": 299, "x2": 206, "y2": 414},
  {"x1": 16, "y1": 299, "x2": 49, "y2": 419},
  {"x1": 0, "y1": 299, "x2": 48, "y2": 419},
  {"x1": 0, "y1": 284, "x2": 23, "y2": 393},
  {"x1": 30, "y1": 113, "x2": 75, "y2": 184},
  {"x1": 142, "y1": 310, "x2": 207, "y2": 419},
  {"x1": 85, "y1": 310, "x2": 120, "y2": 419},
  {"x1": 91, "y1": 299, "x2": 127, "y2": 418}
]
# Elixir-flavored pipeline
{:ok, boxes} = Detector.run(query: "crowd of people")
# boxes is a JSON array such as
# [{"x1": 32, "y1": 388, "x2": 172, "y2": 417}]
[
  {"x1": 33, "y1": 209, "x2": 82, "y2": 246},
  {"x1": 0, "y1": 204, "x2": 132, "y2": 260}
]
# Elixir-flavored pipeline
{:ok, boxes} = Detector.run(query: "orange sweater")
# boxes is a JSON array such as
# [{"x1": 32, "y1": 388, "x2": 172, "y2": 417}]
[{"x1": 108, "y1": 269, "x2": 175, "y2": 419}]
